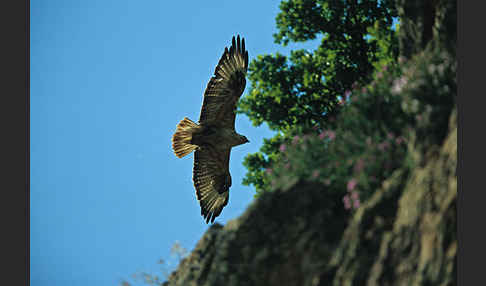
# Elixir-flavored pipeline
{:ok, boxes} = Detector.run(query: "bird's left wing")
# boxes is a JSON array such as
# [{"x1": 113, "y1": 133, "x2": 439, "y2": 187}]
[
  {"x1": 198, "y1": 35, "x2": 248, "y2": 129},
  {"x1": 193, "y1": 145, "x2": 232, "y2": 223}
]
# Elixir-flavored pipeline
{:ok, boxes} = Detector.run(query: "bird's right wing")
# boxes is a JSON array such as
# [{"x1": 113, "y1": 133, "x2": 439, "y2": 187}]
[{"x1": 193, "y1": 145, "x2": 232, "y2": 223}]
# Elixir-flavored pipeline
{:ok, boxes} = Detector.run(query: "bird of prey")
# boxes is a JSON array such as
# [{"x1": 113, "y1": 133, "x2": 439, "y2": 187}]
[{"x1": 171, "y1": 35, "x2": 249, "y2": 223}]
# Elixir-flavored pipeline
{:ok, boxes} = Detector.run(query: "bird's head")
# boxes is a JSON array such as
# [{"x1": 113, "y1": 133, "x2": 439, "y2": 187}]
[{"x1": 239, "y1": 135, "x2": 250, "y2": 145}]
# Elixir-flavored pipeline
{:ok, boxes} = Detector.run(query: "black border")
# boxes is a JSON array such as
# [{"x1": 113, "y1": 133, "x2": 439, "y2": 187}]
[
  {"x1": 2, "y1": 0, "x2": 29, "y2": 284},
  {"x1": 458, "y1": 1, "x2": 485, "y2": 286},
  {"x1": 27, "y1": 0, "x2": 31, "y2": 283}
]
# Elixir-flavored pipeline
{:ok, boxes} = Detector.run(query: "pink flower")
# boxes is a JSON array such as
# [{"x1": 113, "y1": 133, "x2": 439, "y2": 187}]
[
  {"x1": 395, "y1": 136, "x2": 406, "y2": 145},
  {"x1": 265, "y1": 168, "x2": 272, "y2": 175},
  {"x1": 387, "y1": 132, "x2": 395, "y2": 140},
  {"x1": 327, "y1": 131, "x2": 336, "y2": 140},
  {"x1": 354, "y1": 158, "x2": 365, "y2": 173},
  {"x1": 378, "y1": 141, "x2": 390, "y2": 151},
  {"x1": 279, "y1": 144, "x2": 286, "y2": 152},
  {"x1": 382, "y1": 65, "x2": 388, "y2": 72},
  {"x1": 311, "y1": 170, "x2": 320, "y2": 179},
  {"x1": 353, "y1": 199, "x2": 361, "y2": 209},
  {"x1": 343, "y1": 195, "x2": 351, "y2": 210},
  {"x1": 292, "y1": 135, "x2": 300, "y2": 145},
  {"x1": 319, "y1": 130, "x2": 335, "y2": 140},
  {"x1": 351, "y1": 191, "x2": 359, "y2": 200},
  {"x1": 347, "y1": 178, "x2": 357, "y2": 192},
  {"x1": 377, "y1": 71, "x2": 383, "y2": 79}
]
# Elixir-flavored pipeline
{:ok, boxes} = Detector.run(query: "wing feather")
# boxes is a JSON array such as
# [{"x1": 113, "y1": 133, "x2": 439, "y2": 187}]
[
  {"x1": 193, "y1": 146, "x2": 231, "y2": 223},
  {"x1": 198, "y1": 35, "x2": 248, "y2": 129}
]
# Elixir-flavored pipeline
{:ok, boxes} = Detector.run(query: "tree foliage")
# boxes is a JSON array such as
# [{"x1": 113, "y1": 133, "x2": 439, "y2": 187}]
[{"x1": 238, "y1": 0, "x2": 399, "y2": 193}]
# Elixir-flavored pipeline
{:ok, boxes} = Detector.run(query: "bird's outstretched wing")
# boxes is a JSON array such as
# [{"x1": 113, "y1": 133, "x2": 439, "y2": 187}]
[
  {"x1": 193, "y1": 145, "x2": 231, "y2": 223},
  {"x1": 198, "y1": 35, "x2": 248, "y2": 130}
]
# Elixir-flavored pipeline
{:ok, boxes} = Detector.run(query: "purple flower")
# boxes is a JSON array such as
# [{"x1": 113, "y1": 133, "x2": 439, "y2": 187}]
[
  {"x1": 343, "y1": 195, "x2": 351, "y2": 210},
  {"x1": 292, "y1": 135, "x2": 300, "y2": 145},
  {"x1": 279, "y1": 144, "x2": 286, "y2": 152},
  {"x1": 378, "y1": 141, "x2": 390, "y2": 151},
  {"x1": 327, "y1": 131, "x2": 336, "y2": 140},
  {"x1": 395, "y1": 136, "x2": 406, "y2": 145},
  {"x1": 353, "y1": 199, "x2": 361, "y2": 209},
  {"x1": 354, "y1": 158, "x2": 365, "y2": 173},
  {"x1": 319, "y1": 130, "x2": 335, "y2": 140},
  {"x1": 347, "y1": 178, "x2": 357, "y2": 192},
  {"x1": 311, "y1": 170, "x2": 320, "y2": 179}
]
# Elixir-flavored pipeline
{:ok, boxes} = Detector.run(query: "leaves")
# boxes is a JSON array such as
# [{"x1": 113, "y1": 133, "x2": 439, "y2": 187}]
[{"x1": 239, "y1": 0, "x2": 399, "y2": 194}]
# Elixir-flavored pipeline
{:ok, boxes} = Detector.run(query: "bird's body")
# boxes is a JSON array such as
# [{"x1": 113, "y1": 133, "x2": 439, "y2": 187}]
[
  {"x1": 171, "y1": 35, "x2": 249, "y2": 223},
  {"x1": 192, "y1": 125, "x2": 247, "y2": 150}
]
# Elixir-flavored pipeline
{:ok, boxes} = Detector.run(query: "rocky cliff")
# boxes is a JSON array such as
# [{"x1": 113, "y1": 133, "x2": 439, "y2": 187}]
[{"x1": 162, "y1": 107, "x2": 456, "y2": 286}]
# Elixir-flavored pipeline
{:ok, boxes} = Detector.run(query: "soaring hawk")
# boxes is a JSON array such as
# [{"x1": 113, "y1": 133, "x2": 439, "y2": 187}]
[{"x1": 171, "y1": 35, "x2": 249, "y2": 223}]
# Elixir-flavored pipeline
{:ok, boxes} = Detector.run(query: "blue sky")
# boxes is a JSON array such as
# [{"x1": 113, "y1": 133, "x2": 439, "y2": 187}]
[{"x1": 30, "y1": 1, "x2": 321, "y2": 285}]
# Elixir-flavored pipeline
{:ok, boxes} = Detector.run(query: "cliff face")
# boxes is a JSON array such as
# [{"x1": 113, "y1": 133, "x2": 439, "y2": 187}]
[{"x1": 163, "y1": 108, "x2": 456, "y2": 286}]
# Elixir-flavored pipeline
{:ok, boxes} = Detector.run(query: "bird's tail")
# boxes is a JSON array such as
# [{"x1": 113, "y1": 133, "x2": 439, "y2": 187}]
[{"x1": 172, "y1": 117, "x2": 199, "y2": 158}]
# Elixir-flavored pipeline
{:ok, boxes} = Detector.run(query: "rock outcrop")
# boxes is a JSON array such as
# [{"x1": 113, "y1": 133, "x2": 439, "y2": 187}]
[{"x1": 163, "y1": 108, "x2": 456, "y2": 286}]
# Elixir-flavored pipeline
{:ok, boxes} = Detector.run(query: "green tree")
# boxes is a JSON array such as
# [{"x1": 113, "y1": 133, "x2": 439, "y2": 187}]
[{"x1": 238, "y1": 0, "x2": 399, "y2": 193}]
